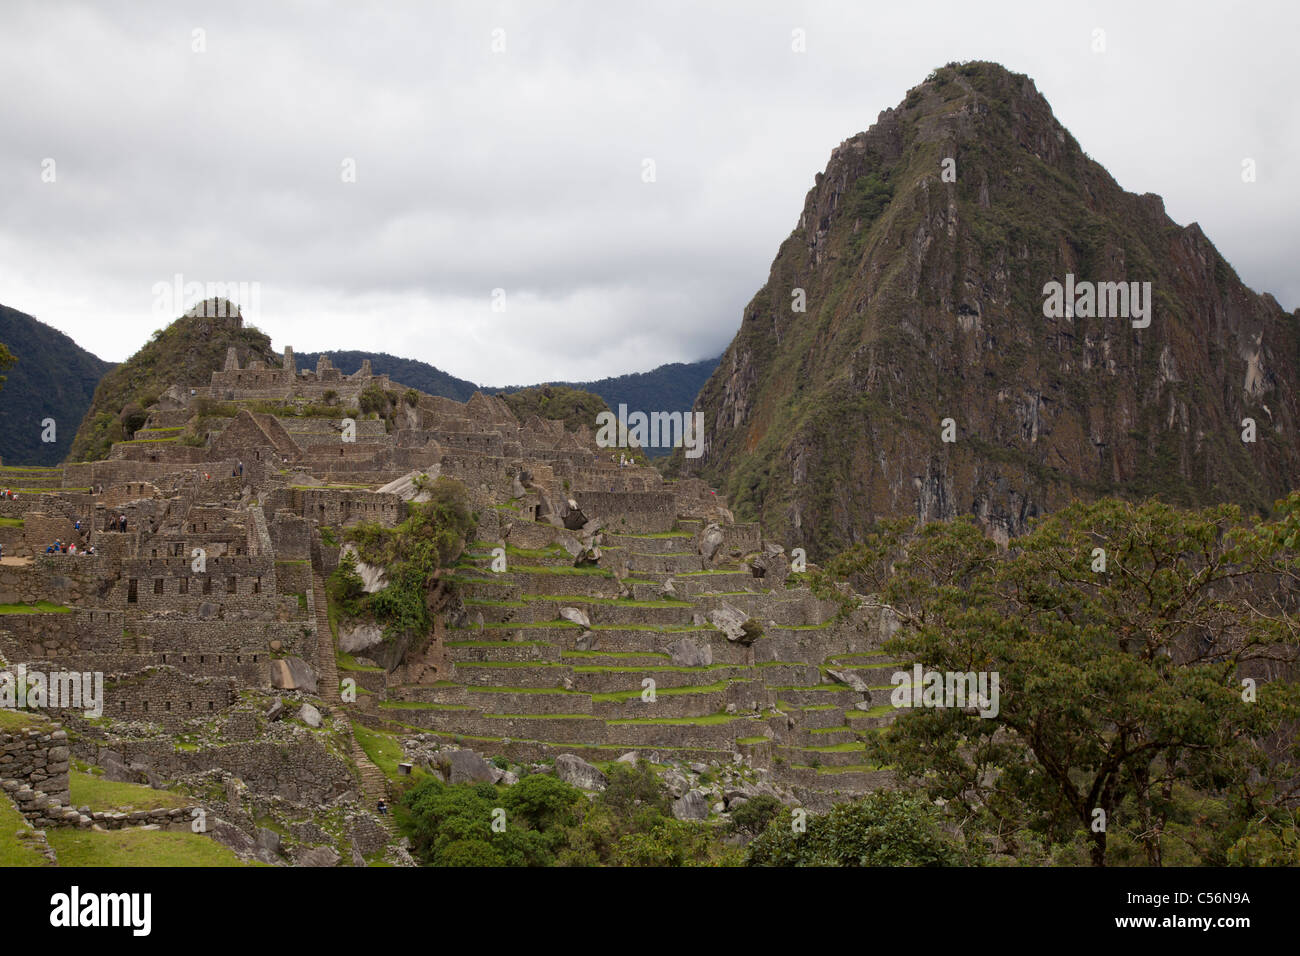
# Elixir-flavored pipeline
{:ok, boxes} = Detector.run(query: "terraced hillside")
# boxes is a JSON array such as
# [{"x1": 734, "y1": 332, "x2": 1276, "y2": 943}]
[{"x1": 339, "y1": 513, "x2": 903, "y2": 811}]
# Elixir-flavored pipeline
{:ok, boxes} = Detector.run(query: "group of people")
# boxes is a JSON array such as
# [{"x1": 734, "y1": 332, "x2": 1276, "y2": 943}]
[
  {"x1": 108, "y1": 513, "x2": 129, "y2": 533},
  {"x1": 45, "y1": 539, "x2": 95, "y2": 555},
  {"x1": 1, "y1": 489, "x2": 18, "y2": 499}
]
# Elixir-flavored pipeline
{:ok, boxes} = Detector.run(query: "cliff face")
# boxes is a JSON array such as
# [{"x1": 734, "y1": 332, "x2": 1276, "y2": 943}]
[{"x1": 681, "y1": 61, "x2": 1300, "y2": 558}]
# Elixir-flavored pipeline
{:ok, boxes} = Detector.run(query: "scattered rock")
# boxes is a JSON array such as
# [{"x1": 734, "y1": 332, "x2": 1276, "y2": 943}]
[
  {"x1": 667, "y1": 637, "x2": 712, "y2": 667},
  {"x1": 338, "y1": 622, "x2": 385, "y2": 654},
  {"x1": 298, "y1": 703, "x2": 322, "y2": 728},
  {"x1": 269, "y1": 656, "x2": 318, "y2": 693},
  {"x1": 443, "y1": 749, "x2": 496, "y2": 785},
  {"x1": 559, "y1": 607, "x2": 591, "y2": 628},
  {"x1": 555, "y1": 754, "x2": 607, "y2": 791},
  {"x1": 698, "y1": 524, "x2": 725, "y2": 562},
  {"x1": 672, "y1": 789, "x2": 709, "y2": 821}
]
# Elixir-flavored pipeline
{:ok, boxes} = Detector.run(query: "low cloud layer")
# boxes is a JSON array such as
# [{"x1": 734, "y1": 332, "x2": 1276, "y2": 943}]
[{"x1": 2, "y1": 0, "x2": 1296, "y2": 384}]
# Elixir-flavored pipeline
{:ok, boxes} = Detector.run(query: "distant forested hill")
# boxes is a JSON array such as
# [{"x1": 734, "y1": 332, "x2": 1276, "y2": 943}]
[
  {"x1": 297, "y1": 351, "x2": 722, "y2": 456},
  {"x1": 0, "y1": 304, "x2": 114, "y2": 465},
  {"x1": 294, "y1": 351, "x2": 479, "y2": 402}
]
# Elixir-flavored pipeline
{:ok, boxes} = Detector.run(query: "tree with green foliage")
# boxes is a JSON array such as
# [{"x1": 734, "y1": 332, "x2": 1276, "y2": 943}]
[
  {"x1": 849, "y1": 496, "x2": 1300, "y2": 866},
  {"x1": 0, "y1": 341, "x2": 15, "y2": 392},
  {"x1": 745, "y1": 790, "x2": 969, "y2": 866}
]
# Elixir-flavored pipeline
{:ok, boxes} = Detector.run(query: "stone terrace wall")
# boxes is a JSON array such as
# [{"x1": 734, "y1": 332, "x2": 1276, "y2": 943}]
[
  {"x1": 0, "y1": 720, "x2": 70, "y2": 804},
  {"x1": 0, "y1": 557, "x2": 100, "y2": 606},
  {"x1": 0, "y1": 609, "x2": 122, "y2": 660}
]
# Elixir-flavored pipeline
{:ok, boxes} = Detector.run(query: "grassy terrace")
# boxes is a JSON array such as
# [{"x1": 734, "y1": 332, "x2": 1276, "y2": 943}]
[
  {"x1": 561, "y1": 649, "x2": 669, "y2": 659},
  {"x1": 522, "y1": 594, "x2": 692, "y2": 608},
  {"x1": 607, "y1": 712, "x2": 748, "y2": 726},
  {"x1": 46, "y1": 828, "x2": 254, "y2": 867},
  {"x1": 68, "y1": 769, "x2": 190, "y2": 812},
  {"x1": 447, "y1": 639, "x2": 554, "y2": 648},
  {"x1": 846, "y1": 704, "x2": 896, "y2": 718},
  {"x1": 592, "y1": 680, "x2": 735, "y2": 702},
  {"x1": 377, "y1": 701, "x2": 473, "y2": 711},
  {"x1": 0, "y1": 601, "x2": 72, "y2": 614},
  {"x1": 0, "y1": 709, "x2": 45, "y2": 732},
  {"x1": 0, "y1": 517, "x2": 24, "y2": 528},
  {"x1": 0, "y1": 791, "x2": 46, "y2": 866}
]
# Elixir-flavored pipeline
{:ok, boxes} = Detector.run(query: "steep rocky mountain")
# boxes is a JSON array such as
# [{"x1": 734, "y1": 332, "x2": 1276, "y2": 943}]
[
  {"x1": 0, "y1": 304, "x2": 114, "y2": 465},
  {"x1": 676, "y1": 61, "x2": 1300, "y2": 559},
  {"x1": 68, "y1": 299, "x2": 278, "y2": 462}
]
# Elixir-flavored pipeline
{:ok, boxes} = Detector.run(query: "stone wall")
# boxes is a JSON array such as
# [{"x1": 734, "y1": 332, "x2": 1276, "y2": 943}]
[{"x1": 0, "y1": 720, "x2": 70, "y2": 804}]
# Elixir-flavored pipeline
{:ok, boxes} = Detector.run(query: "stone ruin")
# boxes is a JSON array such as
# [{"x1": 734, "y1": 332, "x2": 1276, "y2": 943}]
[{"x1": 0, "y1": 342, "x2": 902, "y2": 864}]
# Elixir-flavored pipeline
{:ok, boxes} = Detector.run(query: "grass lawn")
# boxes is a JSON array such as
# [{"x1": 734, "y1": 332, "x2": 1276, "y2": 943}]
[
  {"x1": 0, "y1": 517, "x2": 23, "y2": 528},
  {"x1": 353, "y1": 724, "x2": 404, "y2": 779},
  {"x1": 0, "y1": 708, "x2": 47, "y2": 731},
  {"x1": 0, "y1": 795, "x2": 48, "y2": 866},
  {"x1": 46, "y1": 828, "x2": 255, "y2": 866},
  {"x1": 0, "y1": 601, "x2": 72, "y2": 614},
  {"x1": 69, "y1": 770, "x2": 191, "y2": 812}
]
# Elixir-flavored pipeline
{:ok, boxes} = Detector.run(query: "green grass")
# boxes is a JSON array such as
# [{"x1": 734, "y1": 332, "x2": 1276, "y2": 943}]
[
  {"x1": 353, "y1": 724, "x2": 404, "y2": 779},
  {"x1": 337, "y1": 652, "x2": 384, "y2": 672},
  {"x1": 560, "y1": 650, "x2": 669, "y2": 659},
  {"x1": 607, "y1": 712, "x2": 747, "y2": 726},
  {"x1": 522, "y1": 594, "x2": 691, "y2": 608},
  {"x1": 0, "y1": 709, "x2": 46, "y2": 731},
  {"x1": 377, "y1": 701, "x2": 473, "y2": 711},
  {"x1": 446, "y1": 640, "x2": 553, "y2": 648},
  {"x1": 68, "y1": 770, "x2": 192, "y2": 812},
  {"x1": 0, "y1": 601, "x2": 71, "y2": 614},
  {"x1": 0, "y1": 517, "x2": 23, "y2": 528},
  {"x1": 0, "y1": 795, "x2": 48, "y2": 866},
  {"x1": 46, "y1": 828, "x2": 256, "y2": 866},
  {"x1": 591, "y1": 679, "x2": 733, "y2": 702},
  {"x1": 736, "y1": 736, "x2": 770, "y2": 745}
]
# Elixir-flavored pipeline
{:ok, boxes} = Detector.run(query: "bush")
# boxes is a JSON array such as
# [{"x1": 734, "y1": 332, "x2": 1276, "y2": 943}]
[
  {"x1": 745, "y1": 791, "x2": 967, "y2": 867},
  {"x1": 728, "y1": 795, "x2": 783, "y2": 837}
]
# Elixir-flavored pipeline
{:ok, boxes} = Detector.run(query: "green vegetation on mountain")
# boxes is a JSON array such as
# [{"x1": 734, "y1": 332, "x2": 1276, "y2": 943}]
[
  {"x1": 497, "y1": 384, "x2": 610, "y2": 435},
  {"x1": 297, "y1": 351, "x2": 721, "y2": 456},
  {"x1": 67, "y1": 299, "x2": 277, "y2": 462},
  {"x1": 676, "y1": 61, "x2": 1300, "y2": 559},
  {"x1": 294, "y1": 350, "x2": 479, "y2": 402},
  {"x1": 0, "y1": 304, "x2": 114, "y2": 465}
]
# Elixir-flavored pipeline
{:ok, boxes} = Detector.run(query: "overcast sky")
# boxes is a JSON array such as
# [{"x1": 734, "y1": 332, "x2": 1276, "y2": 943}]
[{"x1": 1, "y1": 0, "x2": 1296, "y2": 386}]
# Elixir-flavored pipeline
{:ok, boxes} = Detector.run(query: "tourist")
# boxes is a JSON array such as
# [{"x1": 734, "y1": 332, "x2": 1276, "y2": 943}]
[
  {"x1": 237, "y1": 460, "x2": 243, "y2": 477},
  {"x1": 376, "y1": 799, "x2": 387, "y2": 816}
]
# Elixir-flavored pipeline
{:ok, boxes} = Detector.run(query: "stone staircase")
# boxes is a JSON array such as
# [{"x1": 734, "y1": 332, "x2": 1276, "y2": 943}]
[
  {"x1": 349, "y1": 732, "x2": 395, "y2": 832},
  {"x1": 311, "y1": 572, "x2": 341, "y2": 703}
]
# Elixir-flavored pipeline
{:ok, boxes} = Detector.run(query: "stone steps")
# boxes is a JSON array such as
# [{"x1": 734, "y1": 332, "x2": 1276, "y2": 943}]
[{"x1": 311, "y1": 572, "x2": 341, "y2": 703}]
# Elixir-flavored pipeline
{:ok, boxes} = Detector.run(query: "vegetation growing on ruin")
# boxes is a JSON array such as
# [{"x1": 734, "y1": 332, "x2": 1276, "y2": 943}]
[{"x1": 329, "y1": 476, "x2": 476, "y2": 643}]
